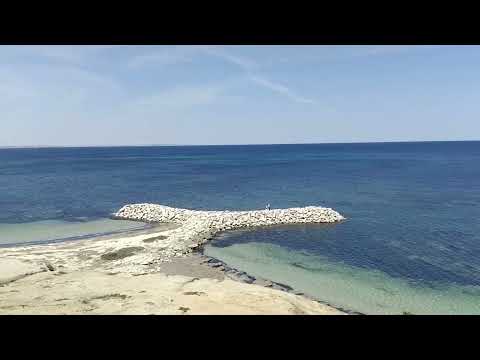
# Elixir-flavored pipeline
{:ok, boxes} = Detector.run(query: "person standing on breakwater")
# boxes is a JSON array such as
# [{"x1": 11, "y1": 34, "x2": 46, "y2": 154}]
[{"x1": 266, "y1": 203, "x2": 271, "y2": 210}]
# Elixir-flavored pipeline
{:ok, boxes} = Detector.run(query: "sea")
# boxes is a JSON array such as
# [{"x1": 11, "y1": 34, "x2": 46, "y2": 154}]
[{"x1": 1, "y1": 142, "x2": 479, "y2": 314}]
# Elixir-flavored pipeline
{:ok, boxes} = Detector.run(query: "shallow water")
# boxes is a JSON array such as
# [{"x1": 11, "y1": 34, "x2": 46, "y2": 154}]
[
  {"x1": 204, "y1": 232, "x2": 480, "y2": 315},
  {"x1": 0, "y1": 218, "x2": 148, "y2": 246}
]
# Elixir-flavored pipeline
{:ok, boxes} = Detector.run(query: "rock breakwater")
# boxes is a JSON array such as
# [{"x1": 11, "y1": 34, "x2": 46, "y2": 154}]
[{"x1": 114, "y1": 204, "x2": 345, "y2": 256}]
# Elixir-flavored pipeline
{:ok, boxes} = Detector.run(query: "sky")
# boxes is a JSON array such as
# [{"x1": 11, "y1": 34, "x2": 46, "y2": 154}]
[{"x1": 1, "y1": 45, "x2": 479, "y2": 146}]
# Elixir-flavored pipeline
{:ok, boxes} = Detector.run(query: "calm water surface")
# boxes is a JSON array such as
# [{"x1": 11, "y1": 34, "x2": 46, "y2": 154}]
[{"x1": 1, "y1": 142, "x2": 479, "y2": 314}]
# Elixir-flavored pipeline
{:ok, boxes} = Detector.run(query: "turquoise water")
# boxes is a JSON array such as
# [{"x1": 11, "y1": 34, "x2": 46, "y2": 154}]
[
  {"x1": 1, "y1": 142, "x2": 479, "y2": 313},
  {"x1": 0, "y1": 219, "x2": 148, "y2": 246},
  {"x1": 205, "y1": 238, "x2": 480, "y2": 315}
]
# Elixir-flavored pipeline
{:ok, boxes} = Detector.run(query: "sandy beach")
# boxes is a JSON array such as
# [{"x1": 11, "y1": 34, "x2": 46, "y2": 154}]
[{"x1": 0, "y1": 219, "x2": 344, "y2": 315}]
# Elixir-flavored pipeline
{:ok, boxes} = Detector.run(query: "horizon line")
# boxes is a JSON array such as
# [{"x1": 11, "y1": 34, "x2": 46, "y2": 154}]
[{"x1": 1, "y1": 139, "x2": 479, "y2": 149}]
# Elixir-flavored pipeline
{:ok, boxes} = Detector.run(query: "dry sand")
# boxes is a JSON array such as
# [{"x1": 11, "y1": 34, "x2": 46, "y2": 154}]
[
  {"x1": 0, "y1": 223, "x2": 344, "y2": 315},
  {"x1": 0, "y1": 265, "x2": 342, "y2": 315}
]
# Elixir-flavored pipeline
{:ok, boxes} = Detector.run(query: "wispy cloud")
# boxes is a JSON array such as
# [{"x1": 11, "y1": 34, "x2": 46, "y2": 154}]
[
  {"x1": 198, "y1": 46, "x2": 259, "y2": 72},
  {"x1": 127, "y1": 45, "x2": 315, "y2": 104},
  {"x1": 130, "y1": 84, "x2": 222, "y2": 109},
  {"x1": 127, "y1": 46, "x2": 197, "y2": 68},
  {"x1": 197, "y1": 46, "x2": 315, "y2": 104},
  {"x1": 262, "y1": 45, "x2": 441, "y2": 65},
  {"x1": 358, "y1": 45, "x2": 440, "y2": 56},
  {"x1": 249, "y1": 75, "x2": 315, "y2": 104}
]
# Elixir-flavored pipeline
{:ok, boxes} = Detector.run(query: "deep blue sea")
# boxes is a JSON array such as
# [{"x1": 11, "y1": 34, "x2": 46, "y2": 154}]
[{"x1": 1, "y1": 142, "x2": 479, "y2": 314}]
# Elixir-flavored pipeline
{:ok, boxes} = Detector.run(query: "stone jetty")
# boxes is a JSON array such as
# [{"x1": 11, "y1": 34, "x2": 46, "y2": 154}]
[{"x1": 114, "y1": 203, "x2": 345, "y2": 256}]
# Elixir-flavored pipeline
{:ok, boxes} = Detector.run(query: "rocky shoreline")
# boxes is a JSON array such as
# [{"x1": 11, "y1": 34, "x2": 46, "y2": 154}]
[
  {"x1": 0, "y1": 203, "x2": 351, "y2": 315},
  {"x1": 196, "y1": 251, "x2": 363, "y2": 315},
  {"x1": 113, "y1": 203, "x2": 358, "y2": 314}
]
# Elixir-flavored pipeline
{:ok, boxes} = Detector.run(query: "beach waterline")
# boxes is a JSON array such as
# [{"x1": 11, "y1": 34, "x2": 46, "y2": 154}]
[
  {"x1": 204, "y1": 241, "x2": 480, "y2": 315},
  {"x1": 0, "y1": 218, "x2": 152, "y2": 247}
]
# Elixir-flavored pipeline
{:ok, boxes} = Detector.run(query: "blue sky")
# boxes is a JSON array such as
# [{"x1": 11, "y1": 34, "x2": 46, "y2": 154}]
[{"x1": 1, "y1": 45, "x2": 479, "y2": 146}]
